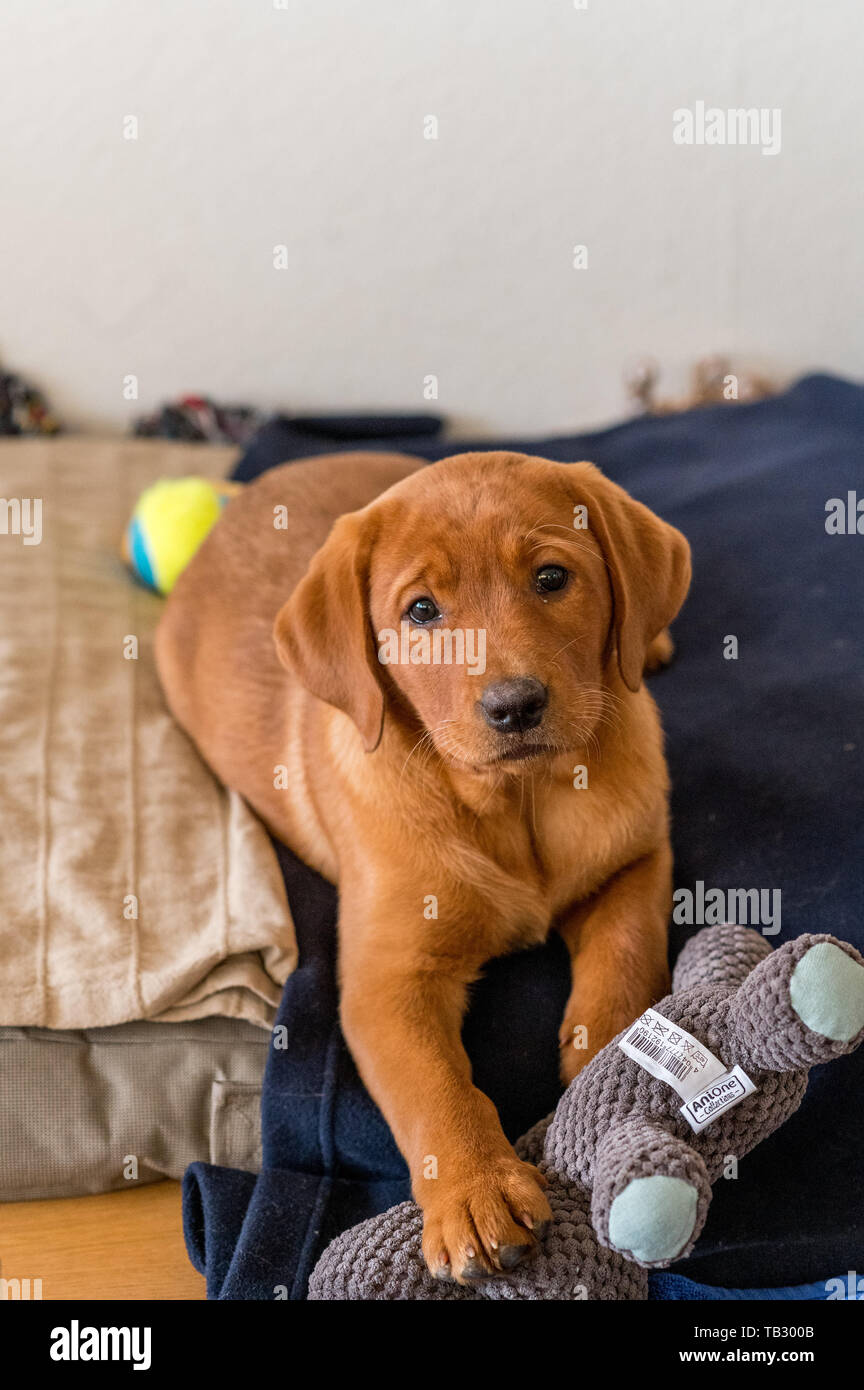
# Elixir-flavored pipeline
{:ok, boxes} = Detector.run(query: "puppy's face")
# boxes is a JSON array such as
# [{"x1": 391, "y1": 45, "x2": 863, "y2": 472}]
[
  {"x1": 276, "y1": 453, "x2": 690, "y2": 772},
  {"x1": 366, "y1": 459, "x2": 616, "y2": 770}
]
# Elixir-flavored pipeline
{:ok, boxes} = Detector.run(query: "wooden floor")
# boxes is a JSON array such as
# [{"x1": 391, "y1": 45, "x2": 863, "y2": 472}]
[{"x1": 0, "y1": 1181, "x2": 206, "y2": 1300}]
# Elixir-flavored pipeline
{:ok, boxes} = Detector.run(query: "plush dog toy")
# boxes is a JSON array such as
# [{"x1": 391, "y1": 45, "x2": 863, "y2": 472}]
[{"x1": 308, "y1": 923, "x2": 864, "y2": 1300}]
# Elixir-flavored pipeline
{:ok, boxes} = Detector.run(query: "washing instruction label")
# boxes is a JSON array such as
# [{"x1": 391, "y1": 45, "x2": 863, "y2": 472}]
[{"x1": 618, "y1": 1007, "x2": 756, "y2": 1131}]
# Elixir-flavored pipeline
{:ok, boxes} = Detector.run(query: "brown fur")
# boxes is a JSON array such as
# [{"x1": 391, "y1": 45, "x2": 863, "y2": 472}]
[{"x1": 156, "y1": 450, "x2": 691, "y2": 1283}]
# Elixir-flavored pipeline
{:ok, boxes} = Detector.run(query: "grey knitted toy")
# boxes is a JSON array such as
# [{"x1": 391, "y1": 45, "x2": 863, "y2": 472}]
[{"x1": 308, "y1": 924, "x2": 864, "y2": 1300}]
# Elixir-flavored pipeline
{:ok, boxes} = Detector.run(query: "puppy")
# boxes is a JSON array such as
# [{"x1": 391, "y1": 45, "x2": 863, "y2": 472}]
[{"x1": 156, "y1": 449, "x2": 690, "y2": 1283}]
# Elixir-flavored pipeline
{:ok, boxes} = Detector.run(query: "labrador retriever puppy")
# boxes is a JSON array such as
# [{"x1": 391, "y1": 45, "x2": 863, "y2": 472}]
[{"x1": 156, "y1": 449, "x2": 690, "y2": 1284}]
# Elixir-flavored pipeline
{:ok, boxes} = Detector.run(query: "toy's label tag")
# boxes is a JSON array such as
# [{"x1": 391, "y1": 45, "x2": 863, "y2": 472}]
[
  {"x1": 679, "y1": 1065, "x2": 757, "y2": 1133},
  {"x1": 617, "y1": 1007, "x2": 727, "y2": 1102}
]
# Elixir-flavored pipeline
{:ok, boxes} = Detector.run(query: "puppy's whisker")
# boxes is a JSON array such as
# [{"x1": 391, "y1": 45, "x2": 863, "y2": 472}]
[
  {"x1": 551, "y1": 636, "x2": 582, "y2": 661},
  {"x1": 524, "y1": 521, "x2": 595, "y2": 543},
  {"x1": 399, "y1": 721, "x2": 457, "y2": 781},
  {"x1": 472, "y1": 769, "x2": 505, "y2": 821},
  {"x1": 526, "y1": 537, "x2": 603, "y2": 563}
]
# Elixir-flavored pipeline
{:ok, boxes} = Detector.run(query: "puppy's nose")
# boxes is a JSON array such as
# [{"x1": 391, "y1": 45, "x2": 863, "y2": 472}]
[{"x1": 479, "y1": 677, "x2": 548, "y2": 734}]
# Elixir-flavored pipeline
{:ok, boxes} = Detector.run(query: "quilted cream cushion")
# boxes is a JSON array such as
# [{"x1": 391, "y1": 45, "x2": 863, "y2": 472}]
[{"x1": 0, "y1": 437, "x2": 296, "y2": 1029}]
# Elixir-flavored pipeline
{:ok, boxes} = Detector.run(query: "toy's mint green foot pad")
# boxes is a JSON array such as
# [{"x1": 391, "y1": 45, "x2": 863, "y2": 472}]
[
  {"x1": 608, "y1": 1176, "x2": 698, "y2": 1264},
  {"x1": 790, "y1": 943, "x2": 864, "y2": 1042}
]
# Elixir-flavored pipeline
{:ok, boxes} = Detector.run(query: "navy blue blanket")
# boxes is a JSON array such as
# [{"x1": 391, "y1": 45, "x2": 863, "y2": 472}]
[{"x1": 183, "y1": 374, "x2": 864, "y2": 1298}]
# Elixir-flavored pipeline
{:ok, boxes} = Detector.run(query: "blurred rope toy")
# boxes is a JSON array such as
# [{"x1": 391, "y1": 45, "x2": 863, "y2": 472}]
[
  {"x1": 131, "y1": 394, "x2": 264, "y2": 446},
  {"x1": 0, "y1": 362, "x2": 61, "y2": 435}
]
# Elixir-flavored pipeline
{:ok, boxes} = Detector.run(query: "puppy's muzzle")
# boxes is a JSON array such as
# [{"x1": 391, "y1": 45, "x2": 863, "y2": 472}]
[{"x1": 478, "y1": 677, "x2": 548, "y2": 734}]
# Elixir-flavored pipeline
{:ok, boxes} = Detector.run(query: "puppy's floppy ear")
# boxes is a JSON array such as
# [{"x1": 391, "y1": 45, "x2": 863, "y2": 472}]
[
  {"x1": 273, "y1": 509, "x2": 385, "y2": 752},
  {"x1": 576, "y1": 464, "x2": 691, "y2": 692}
]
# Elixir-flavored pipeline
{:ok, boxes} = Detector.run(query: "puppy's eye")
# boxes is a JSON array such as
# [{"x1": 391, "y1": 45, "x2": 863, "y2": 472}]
[
  {"x1": 535, "y1": 565, "x2": 569, "y2": 594},
  {"x1": 406, "y1": 596, "x2": 440, "y2": 624}
]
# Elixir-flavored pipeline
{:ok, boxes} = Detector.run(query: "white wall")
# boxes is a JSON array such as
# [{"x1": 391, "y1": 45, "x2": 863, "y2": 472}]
[{"x1": 0, "y1": 0, "x2": 861, "y2": 438}]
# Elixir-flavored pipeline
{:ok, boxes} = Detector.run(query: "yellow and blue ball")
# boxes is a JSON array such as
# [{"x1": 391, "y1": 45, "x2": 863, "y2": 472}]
[{"x1": 123, "y1": 476, "x2": 241, "y2": 595}]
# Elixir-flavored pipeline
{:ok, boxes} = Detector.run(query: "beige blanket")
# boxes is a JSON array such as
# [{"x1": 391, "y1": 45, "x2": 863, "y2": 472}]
[{"x1": 0, "y1": 437, "x2": 296, "y2": 1029}]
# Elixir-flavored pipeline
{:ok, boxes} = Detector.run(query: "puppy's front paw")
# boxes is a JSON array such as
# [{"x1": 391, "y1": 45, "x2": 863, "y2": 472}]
[{"x1": 419, "y1": 1156, "x2": 551, "y2": 1285}]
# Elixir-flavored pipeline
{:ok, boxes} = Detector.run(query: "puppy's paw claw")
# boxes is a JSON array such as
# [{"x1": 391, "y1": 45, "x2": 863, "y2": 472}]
[{"x1": 420, "y1": 1158, "x2": 551, "y2": 1284}]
